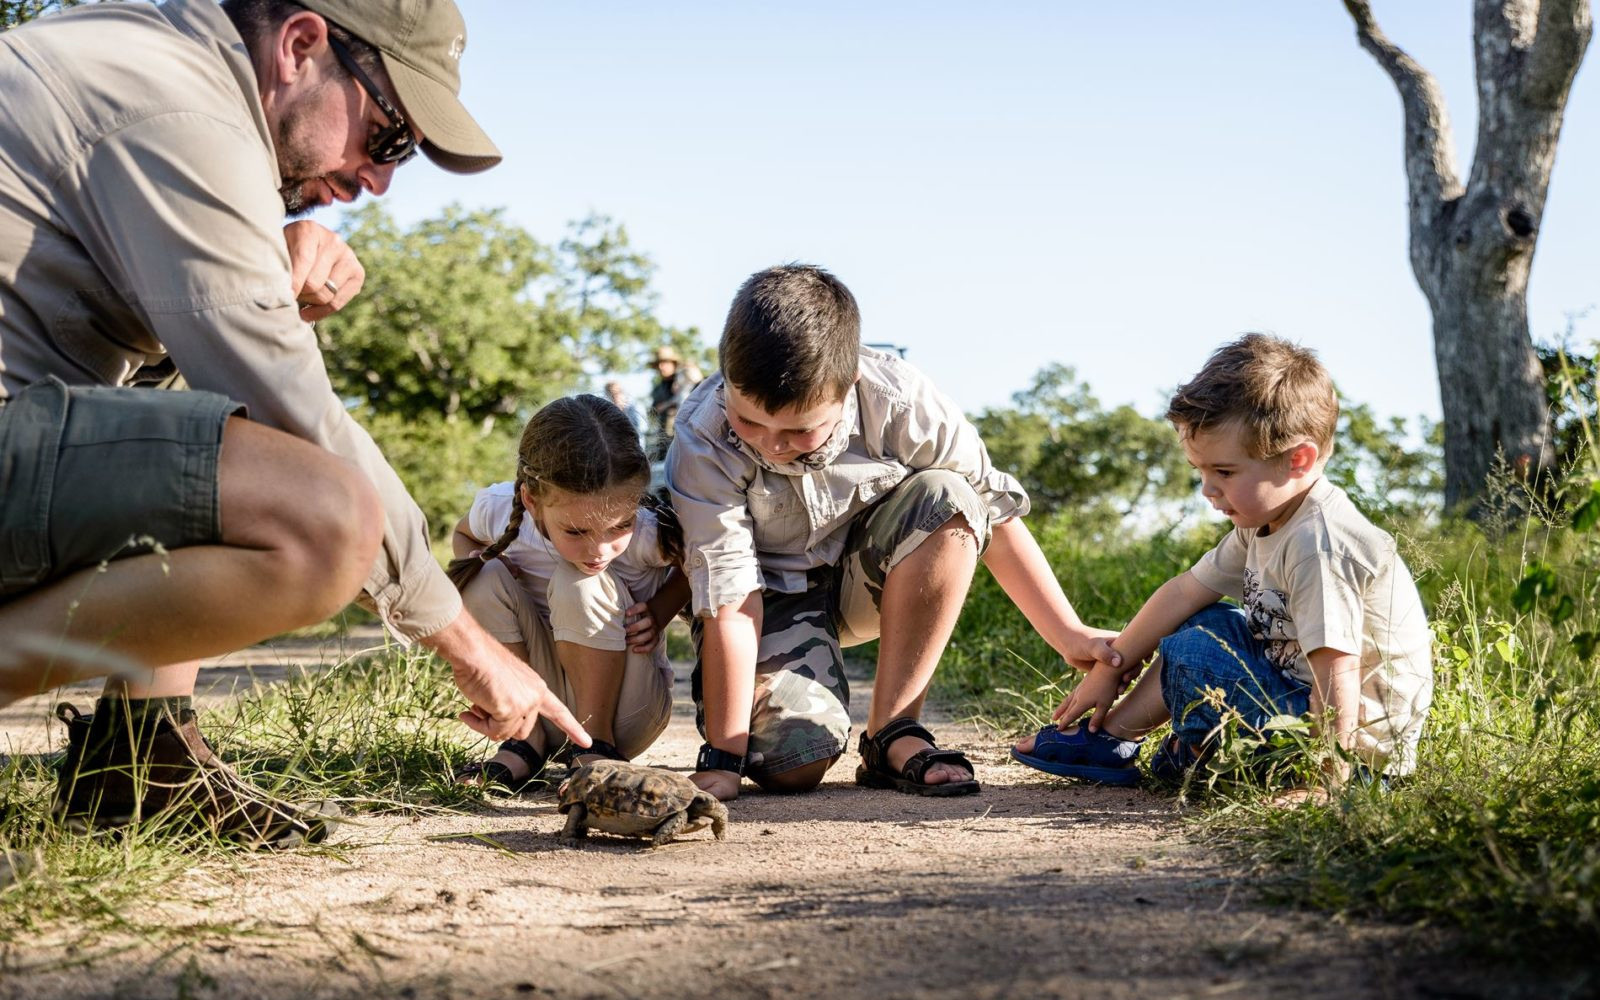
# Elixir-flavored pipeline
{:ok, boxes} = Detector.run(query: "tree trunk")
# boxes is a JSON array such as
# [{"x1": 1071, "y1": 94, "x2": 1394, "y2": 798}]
[{"x1": 1344, "y1": 0, "x2": 1592, "y2": 513}]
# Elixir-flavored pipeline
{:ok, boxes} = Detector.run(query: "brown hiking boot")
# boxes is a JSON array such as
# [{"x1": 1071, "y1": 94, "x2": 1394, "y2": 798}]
[{"x1": 52, "y1": 701, "x2": 339, "y2": 849}]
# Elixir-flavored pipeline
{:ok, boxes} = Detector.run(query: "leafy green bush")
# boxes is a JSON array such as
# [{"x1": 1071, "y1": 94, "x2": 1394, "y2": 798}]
[{"x1": 320, "y1": 205, "x2": 705, "y2": 540}]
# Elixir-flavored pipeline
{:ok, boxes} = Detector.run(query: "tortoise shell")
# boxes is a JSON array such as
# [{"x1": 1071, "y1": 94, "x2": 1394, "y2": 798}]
[{"x1": 557, "y1": 760, "x2": 728, "y2": 842}]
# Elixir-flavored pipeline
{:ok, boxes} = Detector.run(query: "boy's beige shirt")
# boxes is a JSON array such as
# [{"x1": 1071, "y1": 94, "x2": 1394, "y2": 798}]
[
  {"x1": 667, "y1": 347, "x2": 1029, "y2": 617},
  {"x1": 0, "y1": 0, "x2": 459, "y2": 642},
  {"x1": 1189, "y1": 477, "x2": 1434, "y2": 774}
]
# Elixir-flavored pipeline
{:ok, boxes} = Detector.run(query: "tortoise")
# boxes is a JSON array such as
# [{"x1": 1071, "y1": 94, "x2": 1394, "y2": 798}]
[{"x1": 556, "y1": 759, "x2": 728, "y2": 846}]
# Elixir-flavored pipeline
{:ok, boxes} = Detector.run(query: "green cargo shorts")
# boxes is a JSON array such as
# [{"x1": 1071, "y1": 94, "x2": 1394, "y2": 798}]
[
  {"x1": 692, "y1": 469, "x2": 991, "y2": 778},
  {"x1": 0, "y1": 377, "x2": 240, "y2": 600}
]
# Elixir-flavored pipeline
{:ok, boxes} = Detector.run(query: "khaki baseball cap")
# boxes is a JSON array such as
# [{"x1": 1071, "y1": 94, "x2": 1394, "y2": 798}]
[{"x1": 297, "y1": 0, "x2": 501, "y2": 174}]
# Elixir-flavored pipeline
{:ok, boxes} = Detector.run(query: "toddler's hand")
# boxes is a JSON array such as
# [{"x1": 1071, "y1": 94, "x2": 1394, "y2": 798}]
[{"x1": 1052, "y1": 661, "x2": 1123, "y2": 733}]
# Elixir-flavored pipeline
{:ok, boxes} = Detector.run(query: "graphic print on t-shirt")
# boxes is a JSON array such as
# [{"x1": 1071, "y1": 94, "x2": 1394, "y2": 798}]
[{"x1": 1242, "y1": 567, "x2": 1301, "y2": 675}]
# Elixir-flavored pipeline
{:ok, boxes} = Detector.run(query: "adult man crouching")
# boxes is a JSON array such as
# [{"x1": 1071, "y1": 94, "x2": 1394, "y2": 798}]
[{"x1": 0, "y1": 0, "x2": 588, "y2": 847}]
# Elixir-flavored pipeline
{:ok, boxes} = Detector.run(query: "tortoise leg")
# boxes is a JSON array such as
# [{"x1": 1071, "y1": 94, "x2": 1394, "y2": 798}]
[
  {"x1": 650, "y1": 811, "x2": 688, "y2": 847},
  {"x1": 561, "y1": 804, "x2": 588, "y2": 841},
  {"x1": 696, "y1": 793, "x2": 729, "y2": 840}
]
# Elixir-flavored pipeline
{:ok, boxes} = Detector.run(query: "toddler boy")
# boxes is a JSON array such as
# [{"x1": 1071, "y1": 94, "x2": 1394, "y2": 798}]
[{"x1": 1012, "y1": 334, "x2": 1433, "y2": 788}]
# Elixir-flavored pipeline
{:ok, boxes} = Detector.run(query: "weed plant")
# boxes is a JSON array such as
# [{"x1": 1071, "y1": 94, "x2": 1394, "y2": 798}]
[{"x1": 0, "y1": 644, "x2": 494, "y2": 962}]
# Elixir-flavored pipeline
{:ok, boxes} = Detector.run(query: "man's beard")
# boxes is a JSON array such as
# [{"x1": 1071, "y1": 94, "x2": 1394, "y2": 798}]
[{"x1": 276, "y1": 101, "x2": 361, "y2": 218}]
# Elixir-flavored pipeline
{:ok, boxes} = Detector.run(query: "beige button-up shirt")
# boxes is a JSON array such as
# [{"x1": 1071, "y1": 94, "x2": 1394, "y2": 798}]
[
  {"x1": 667, "y1": 347, "x2": 1029, "y2": 617},
  {"x1": 0, "y1": 0, "x2": 459, "y2": 642}
]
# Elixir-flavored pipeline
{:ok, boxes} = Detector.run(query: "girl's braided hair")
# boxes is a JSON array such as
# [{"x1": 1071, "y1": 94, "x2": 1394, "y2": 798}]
[{"x1": 446, "y1": 394, "x2": 682, "y2": 591}]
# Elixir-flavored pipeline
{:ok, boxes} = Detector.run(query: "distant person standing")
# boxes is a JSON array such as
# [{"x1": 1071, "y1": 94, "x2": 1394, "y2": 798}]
[
  {"x1": 606, "y1": 380, "x2": 648, "y2": 450},
  {"x1": 649, "y1": 346, "x2": 696, "y2": 460}
]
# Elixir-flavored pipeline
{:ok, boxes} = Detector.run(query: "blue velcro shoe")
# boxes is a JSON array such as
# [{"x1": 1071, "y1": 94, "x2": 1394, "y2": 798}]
[
  {"x1": 1148, "y1": 734, "x2": 1205, "y2": 785},
  {"x1": 1010, "y1": 724, "x2": 1142, "y2": 786}
]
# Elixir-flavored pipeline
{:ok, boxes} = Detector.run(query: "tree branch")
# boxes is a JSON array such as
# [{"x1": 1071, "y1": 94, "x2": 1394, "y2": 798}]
[
  {"x1": 1467, "y1": 0, "x2": 1591, "y2": 203},
  {"x1": 1342, "y1": 0, "x2": 1464, "y2": 228},
  {"x1": 1527, "y1": 0, "x2": 1594, "y2": 107}
]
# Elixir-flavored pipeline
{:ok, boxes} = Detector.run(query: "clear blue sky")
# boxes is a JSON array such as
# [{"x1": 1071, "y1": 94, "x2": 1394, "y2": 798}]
[{"x1": 367, "y1": 2, "x2": 1598, "y2": 425}]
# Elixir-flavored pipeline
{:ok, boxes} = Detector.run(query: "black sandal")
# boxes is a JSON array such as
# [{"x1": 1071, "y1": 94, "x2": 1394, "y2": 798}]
[
  {"x1": 552, "y1": 738, "x2": 629, "y2": 769},
  {"x1": 855, "y1": 717, "x2": 980, "y2": 797},
  {"x1": 455, "y1": 738, "x2": 549, "y2": 795}
]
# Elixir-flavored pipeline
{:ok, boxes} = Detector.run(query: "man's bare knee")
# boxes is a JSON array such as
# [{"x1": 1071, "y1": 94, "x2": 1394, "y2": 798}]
[
  {"x1": 218, "y1": 419, "x2": 383, "y2": 618},
  {"x1": 298, "y1": 457, "x2": 383, "y2": 601},
  {"x1": 753, "y1": 756, "x2": 836, "y2": 794}
]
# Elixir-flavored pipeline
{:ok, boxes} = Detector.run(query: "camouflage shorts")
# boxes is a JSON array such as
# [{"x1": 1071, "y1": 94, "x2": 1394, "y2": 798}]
[{"x1": 692, "y1": 469, "x2": 990, "y2": 777}]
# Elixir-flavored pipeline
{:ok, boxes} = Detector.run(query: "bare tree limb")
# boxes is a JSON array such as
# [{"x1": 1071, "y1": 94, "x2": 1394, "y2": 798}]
[
  {"x1": 1342, "y1": 0, "x2": 1464, "y2": 233},
  {"x1": 1527, "y1": 0, "x2": 1594, "y2": 106},
  {"x1": 1467, "y1": 0, "x2": 1591, "y2": 217}
]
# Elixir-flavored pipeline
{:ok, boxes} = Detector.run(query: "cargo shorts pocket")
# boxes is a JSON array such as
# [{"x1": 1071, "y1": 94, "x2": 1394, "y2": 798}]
[{"x1": 0, "y1": 377, "x2": 69, "y2": 592}]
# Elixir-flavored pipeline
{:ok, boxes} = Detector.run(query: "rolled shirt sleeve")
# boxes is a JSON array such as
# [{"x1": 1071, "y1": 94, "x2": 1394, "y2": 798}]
[{"x1": 666, "y1": 385, "x2": 764, "y2": 618}]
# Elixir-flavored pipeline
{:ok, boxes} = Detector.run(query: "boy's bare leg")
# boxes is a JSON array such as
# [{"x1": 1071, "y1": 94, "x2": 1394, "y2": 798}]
[
  {"x1": 0, "y1": 417, "x2": 383, "y2": 704},
  {"x1": 1099, "y1": 671, "x2": 1170, "y2": 740},
  {"x1": 868, "y1": 514, "x2": 978, "y2": 785}
]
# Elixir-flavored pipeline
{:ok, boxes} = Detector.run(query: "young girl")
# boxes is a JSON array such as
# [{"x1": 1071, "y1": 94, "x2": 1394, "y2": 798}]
[{"x1": 448, "y1": 393, "x2": 689, "y2": 791}]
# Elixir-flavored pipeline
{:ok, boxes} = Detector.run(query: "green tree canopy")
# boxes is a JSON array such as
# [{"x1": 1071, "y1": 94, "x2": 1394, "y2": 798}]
[
  {"x1": 1, "y1": 0, "x2": 85, "y2": 28},
  {"x1": 977, "y1": 363, "x2": 1446, "y2": 531},
  {"x1": 973, "y1": 364, "x2": 1191, "y2": 523},
  {"x1": 318, "y1": 205, "x2": 703, "y2": 539}
]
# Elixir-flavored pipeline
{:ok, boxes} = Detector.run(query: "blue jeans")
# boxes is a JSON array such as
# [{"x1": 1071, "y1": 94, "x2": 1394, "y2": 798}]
[{"x1": 1158, "y1": 603, "x2": 1311, "y2": 751}]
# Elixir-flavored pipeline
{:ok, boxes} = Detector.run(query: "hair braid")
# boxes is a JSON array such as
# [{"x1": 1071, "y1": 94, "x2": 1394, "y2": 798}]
[
  {"x1": 445, "y1": 475, "x2": 532, "y2": 592},
  {"x1": 640, "y1": 487, "x2": 684, "y2": 566}
]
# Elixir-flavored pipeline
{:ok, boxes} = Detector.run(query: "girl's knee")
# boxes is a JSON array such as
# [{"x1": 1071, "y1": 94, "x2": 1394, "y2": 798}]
[
  {"x1": 460, "y1": 557, "x2": 520, "y2": 617},
  {"x1": 613, "y1": 690, "x2": 672, "y2": 759}
]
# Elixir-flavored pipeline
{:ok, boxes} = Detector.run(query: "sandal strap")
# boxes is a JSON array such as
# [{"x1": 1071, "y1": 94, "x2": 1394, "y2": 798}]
[
  {"x1": 857, "y1": 717, "x2": 938, "y2": 773},
  {"x1": 581, "y1": 738, "x2": 628, "y2": 762},
  {"x1": 900, "y1": 747, "x2": 974, "y2": 784},
  {"x1": 499, "y1": 738, "x2": 547, "y2": 774}
]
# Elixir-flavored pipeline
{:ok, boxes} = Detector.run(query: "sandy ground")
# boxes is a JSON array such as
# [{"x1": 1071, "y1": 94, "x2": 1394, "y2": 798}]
[{"x1": 0, "y1": 633, "x2": 1552, "y2": 1000}]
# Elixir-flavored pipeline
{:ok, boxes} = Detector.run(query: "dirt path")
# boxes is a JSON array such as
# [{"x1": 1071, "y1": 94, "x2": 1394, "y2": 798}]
[{"x1": 1, "y1": 635, "x2": 1517, "y2": 1000}]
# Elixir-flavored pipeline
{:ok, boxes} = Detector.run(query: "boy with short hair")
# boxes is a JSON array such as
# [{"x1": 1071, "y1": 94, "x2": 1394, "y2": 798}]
[
  {"x1": 668, "y1": 264, "x2": 1119, "y2": 801},
  {"x1": 1012, "y1": 333, "x2": 1433, "y2": 788}
]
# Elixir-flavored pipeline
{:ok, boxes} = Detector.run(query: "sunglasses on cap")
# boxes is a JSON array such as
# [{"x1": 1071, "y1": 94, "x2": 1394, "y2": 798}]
[{"x1": 327, "y1": 35, "x2": 418, "y2": 166}]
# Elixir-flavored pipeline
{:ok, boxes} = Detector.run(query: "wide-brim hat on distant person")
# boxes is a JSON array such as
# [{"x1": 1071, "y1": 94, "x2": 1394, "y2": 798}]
[
  {"x1": 654, "y1": 346, "x2": 682, "y2": 364},
  {"x1": 296, "y1": 0, "x2": 501, "y2": 174}
]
